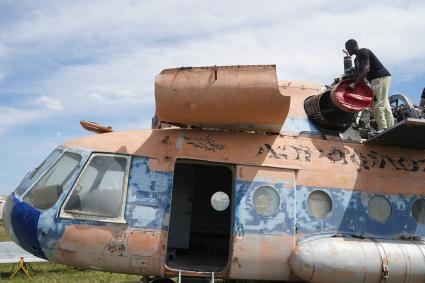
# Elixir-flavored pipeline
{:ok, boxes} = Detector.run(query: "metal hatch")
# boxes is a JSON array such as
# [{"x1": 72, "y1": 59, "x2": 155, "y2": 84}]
[
  {"x1": 365, "y1": 118, "x2": 425, "y2": 149},
  {"x1": 155, "y1": 65, "x2": 290, "y2": 134}
]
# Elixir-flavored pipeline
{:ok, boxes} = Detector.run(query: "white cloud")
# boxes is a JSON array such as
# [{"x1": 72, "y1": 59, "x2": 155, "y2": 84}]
[
  {"x1": 0, "y1": 107, "x2": 47, "y2": 133},
  {"x1": 35, "y1": 95, "x2": 63, "y2": 111},
  {"x1": 0, "y1": 0, "x2": 424, "y2": 193},
  {"x1": 112, "y1": 118, "x2": 153, "y2": 132},
  {"x1": 112, "y1": 90, "x2": 136, "y2": 98},
  {"x1": 89, "y1": 93, "x2": 104, "y2": 101},
  {"x1": 0, "y1": 0, "x2": 424, "y2": 131}
]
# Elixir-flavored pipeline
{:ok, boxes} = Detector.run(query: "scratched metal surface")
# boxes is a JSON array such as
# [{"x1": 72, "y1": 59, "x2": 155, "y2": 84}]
[
  {"x1": 229, "y1": 165, "x2": 296, "y2": 280},
  {"x1": 36, "y1": 155, "x2": 171, "y2": 275},
  {"x1": 295, "y1": 186, "x2": 425, "y2": 241},
  {"x1": 2, "y1": 149, "x2": 170, "y2": 275},
  {"x1": 125, "y1": 157, "x2": 172, "y2": 230},
  {"x1": 6, "y1": 79, "x2": 425, "y2": 280},
  {"x1": 59, "y1": 125, "x2": 425, "y2": 280},
  {"x1": 155, "y1": 65, "x2": 291, "y2": 134}
]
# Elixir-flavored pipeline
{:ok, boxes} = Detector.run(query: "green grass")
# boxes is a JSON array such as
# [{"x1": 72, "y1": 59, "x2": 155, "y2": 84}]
[{"x1": 0, "y1": 262, "x2": 142, "y2": 282}]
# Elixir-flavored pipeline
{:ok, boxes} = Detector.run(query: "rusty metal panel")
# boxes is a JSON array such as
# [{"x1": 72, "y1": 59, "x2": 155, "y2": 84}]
[
  {"x1": 53, "y1": 225, "x2": 166, "y2": 275},
  {"x1": 230, "y1": 234, "x2": 294, "y2": 280},
  {"x1": 229, "y1": 165, "x2": 296, "y2": 280},
  {"x1": 155, "y1": 65, "x2": 290, "y2": 133}
]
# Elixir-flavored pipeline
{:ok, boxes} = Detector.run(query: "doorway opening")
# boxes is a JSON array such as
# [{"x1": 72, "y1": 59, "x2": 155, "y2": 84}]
[{"x1": 166, "y1": 160, "x2": 233, "y2": 272}]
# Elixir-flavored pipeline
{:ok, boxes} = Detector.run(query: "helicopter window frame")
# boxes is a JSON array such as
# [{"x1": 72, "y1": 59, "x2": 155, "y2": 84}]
[
  {"x1": 367, "y1": 195, "x2": 392, "y2": 223},
  {"x1": 306, "y1": 189, "x2": 333, "y2": 220},
  {"x1": 59, "y1": 152, "x2": 131, "y2": 224},
  {"x1": 15, "y1": 149, "x2": 63, "y2": 197},
  {"x1": 252, "y1": 185, "x2": 281, "y2": 217},
  {"x1": 21, "y1": 151, "x2": 82, "y2": 210}
]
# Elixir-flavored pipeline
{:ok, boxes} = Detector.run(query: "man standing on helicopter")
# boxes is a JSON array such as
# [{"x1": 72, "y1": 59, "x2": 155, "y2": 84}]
[{"x1": 345, "y1": 39, "x2": 393, "y2": 132}]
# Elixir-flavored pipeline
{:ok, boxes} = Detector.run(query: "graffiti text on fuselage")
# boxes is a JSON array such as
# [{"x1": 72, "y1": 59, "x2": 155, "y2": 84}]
[
  {"x1": 258, "y1": 144, "x2": 425, "y2": 172},
  {"x1": 184, "y1": 135, "x2": 225, "y2": 151}
]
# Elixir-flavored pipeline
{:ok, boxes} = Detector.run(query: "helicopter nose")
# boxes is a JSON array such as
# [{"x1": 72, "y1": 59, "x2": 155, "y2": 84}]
[
  {"x1": 2, "y1": 195, "x2": 18, "y2": 243},
  {"x1": 2, "y1": 194, "x2": 47, "y2": 259}
]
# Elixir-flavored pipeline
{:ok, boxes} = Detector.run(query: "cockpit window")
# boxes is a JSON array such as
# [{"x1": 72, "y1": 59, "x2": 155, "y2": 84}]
[
  {"x1": 23, "y1": 152, "x2": 82, "y2": 210},
  {"x1": 62, "y1": 154, "x2": 130, "y2": 220},
  {"x1": 15, "y1": 149, "x2": 62, "y2": 196}
]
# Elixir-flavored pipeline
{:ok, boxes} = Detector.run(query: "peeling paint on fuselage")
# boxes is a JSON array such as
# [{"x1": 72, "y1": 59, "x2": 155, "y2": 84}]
[
  {"x1": 125, "y1": 157, "x2": 172, "y2": 230},
  {"x1": 295, "y1": 186, "x2": 425, "y2": 242},
  {"x1": 38, "y1": 155, "x2": 171, "y2": 276},
  {"x1": 234, "y1": 180, "x2": 294, "y2": 235},
  {"x1": 6, "y1": 126, "x2": 425, "y2": 281}
]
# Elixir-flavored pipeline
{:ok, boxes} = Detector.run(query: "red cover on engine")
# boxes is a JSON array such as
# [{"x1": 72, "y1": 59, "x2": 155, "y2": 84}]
[{"x1": 330, "y1": 79, "x2": 373, "y2": 112}]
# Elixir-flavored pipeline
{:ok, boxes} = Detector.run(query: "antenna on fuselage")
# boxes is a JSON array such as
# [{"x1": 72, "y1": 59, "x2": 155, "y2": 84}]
[{"x1": 80, "y1": 120, "x2": 113, "y2": 134}]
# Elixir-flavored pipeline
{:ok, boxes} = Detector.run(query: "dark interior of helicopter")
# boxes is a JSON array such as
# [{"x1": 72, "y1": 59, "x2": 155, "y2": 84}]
[{"x1": 167, "y1": 161, "x2": 233, "y2": 272}]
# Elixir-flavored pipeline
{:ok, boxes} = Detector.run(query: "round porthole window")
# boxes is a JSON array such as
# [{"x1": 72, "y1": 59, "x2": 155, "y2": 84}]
[
  {"x1": 412, "y1": 199, "x2": 425, "y2": 225},
  {"x1": 211, "y1": 191, "x2": 230, "y2": 211},
  {"x1": 368, "y1": 195, "x2": 391, "y2": 223},
  {"x1": 307, "y1": 190, "x2": 332, "y2": 219},
  {"x1": 253, "y1": 186, "x2": 280, "y2": 216}
]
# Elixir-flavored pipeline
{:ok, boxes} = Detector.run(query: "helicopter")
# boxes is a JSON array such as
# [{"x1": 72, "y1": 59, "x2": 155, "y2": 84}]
[{"x1": 3, "y1": 62, "x2": 425, "y2": 283}]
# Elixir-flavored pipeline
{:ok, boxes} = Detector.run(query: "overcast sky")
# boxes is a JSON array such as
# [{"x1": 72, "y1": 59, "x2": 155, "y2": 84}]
[{"x1": 0, "y1": 0, "x2": 424, "y2": 195}]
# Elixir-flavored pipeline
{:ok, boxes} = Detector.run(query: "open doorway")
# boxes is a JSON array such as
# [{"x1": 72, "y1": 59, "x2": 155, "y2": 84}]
[{"x1": 166, "y1": 160, "x2": 233, "y2": 272}]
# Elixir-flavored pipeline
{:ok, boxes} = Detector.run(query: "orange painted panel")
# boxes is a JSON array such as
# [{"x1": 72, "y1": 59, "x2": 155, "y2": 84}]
[
  {"x1": 155, "y1": 65, "x2": 290, "y2": 133},
  {"x1": 64, "y1": 128, "x2": 425, "y2": 194},
  {"x1": 229, "y1": 234, "x2": 294, "y2": 280},
  {"x1": 55, "y1": 225, "x2": 166, "y2": 276}
]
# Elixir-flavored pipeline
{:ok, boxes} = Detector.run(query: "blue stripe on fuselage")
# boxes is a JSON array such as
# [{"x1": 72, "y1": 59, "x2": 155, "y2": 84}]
[
  {"x1": 296, "y1": 186, "x2": 425, "y2": 240},
  {"x1": 125, "y1": 157, "x2": 173, "y2": 230},
  {"x1": 234, "y1": 180, "x2": 295, "y2": 235},
  {"x1": 232, "y1": 181, "x2": 425, "y2": 241},
  {"x1": 10, "y1": 195, "x2": 46, "y2": 259},
  {"x1": 281, "y1": 117, "x2": 320, "y2": 134}
]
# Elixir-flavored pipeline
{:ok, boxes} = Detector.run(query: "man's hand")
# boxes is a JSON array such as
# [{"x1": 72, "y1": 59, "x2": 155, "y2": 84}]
[{"x1": 346, "y1": 82, "x2": 356, "y2": 91}]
